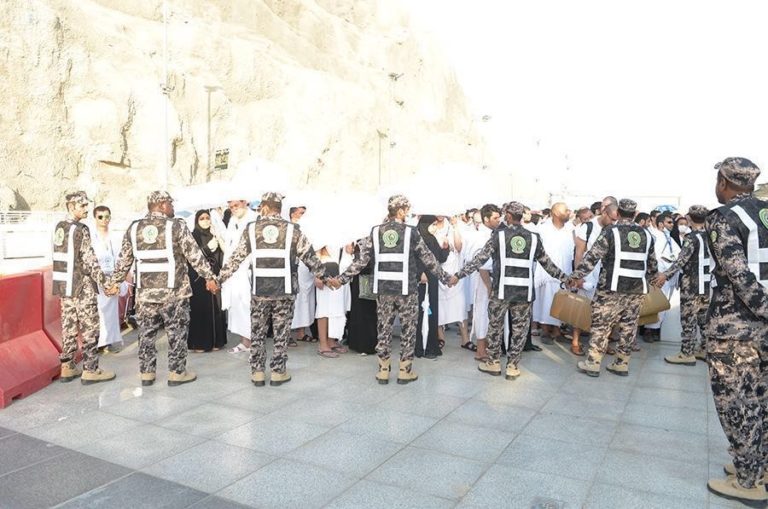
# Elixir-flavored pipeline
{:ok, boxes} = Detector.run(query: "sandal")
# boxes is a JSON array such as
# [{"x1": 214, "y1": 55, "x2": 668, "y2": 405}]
[
  {"x1": 570, "y1": 344, "x2": 585, "y2": 356},
  {"x1": 288, "y1": 337, "x2": 298, "y2": 348},
  {"x1": 438, "y1": 339, "x2": 445, "y2": 350},
  {"x1": 300, "y1": 334, "x2": 318, "y2": 343},
  {"x1": 317, "y1": 349, "x2": 339, "y2": 358},
  {"x1": 228, "y1": 343, "x2": 249, "y2": 354},
  {"x1": 331, "y1": 345, "x2": 348, "y2": 354},
  {"x1": 474, "y1": 355, "x2": 489, "y2": 362},
  {"x1": 461, "y1": 342, "x2": 478, "y2": 352}
]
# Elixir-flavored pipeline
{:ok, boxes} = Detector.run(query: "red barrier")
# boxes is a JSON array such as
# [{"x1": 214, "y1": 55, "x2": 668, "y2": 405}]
[{"x1": 0, "y1": 272, "x2": 61, "y2": 408}]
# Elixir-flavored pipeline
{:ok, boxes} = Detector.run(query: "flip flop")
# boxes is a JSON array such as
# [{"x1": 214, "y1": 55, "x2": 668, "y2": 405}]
[
  {"x1": 317, "y1": 350, "x2": 339, "y2": 358},
  {"x1": 288, "y1": 338, "x2": 298, "y2": 347},
  {"x1": 460, "y1": 342, "x2": 478, "y2": 352},
  {"x1": 300, "y1": 334, "x2": 318, "y2": 343},
  {"x1": 438, "y1": 340, "x2": 446, "y2": 350},
  {"x1": 228, "y1": 343, "x2": 249, "y2": 354},
  {"x1": 331, "y1": 345, "x2": 348, "y2": 354}
]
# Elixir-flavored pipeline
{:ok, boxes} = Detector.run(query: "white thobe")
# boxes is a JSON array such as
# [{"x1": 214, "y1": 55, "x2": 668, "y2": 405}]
[
  {"x1": 533, "y1": 221, "x2": 574, "y2": 326},
  {"x1": 91, "y1": 229, "x2": 124, "y2": 346},
  {"x1": 646, "y1": 228, "x2": 681, "y2": 330},
  {"x1": 437, "y1": 223, "x2": 466, "y2": 325},
  {"x1": 292, "y1": 262, "x2": 316, "y2": 329},
  {"x1": 221, "y1": 209, "x2": 258, "y2": 338},
  {"x1": 315, "y1": 248, "x2": 353, "y2": 339},
  {"x1": 466, "y1": 224, "x2": 492, "y2": 340}
]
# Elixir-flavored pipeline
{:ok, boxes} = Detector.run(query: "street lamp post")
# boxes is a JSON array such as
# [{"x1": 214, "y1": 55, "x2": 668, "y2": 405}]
[{"x1": 204, "y1": 85, "x2": 221, "y2": 180}]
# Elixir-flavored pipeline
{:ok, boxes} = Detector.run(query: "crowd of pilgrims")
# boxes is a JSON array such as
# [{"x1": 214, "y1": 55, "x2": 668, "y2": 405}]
[{"x1": 95, "y1": 197, "x2": 688, "y2": 361}]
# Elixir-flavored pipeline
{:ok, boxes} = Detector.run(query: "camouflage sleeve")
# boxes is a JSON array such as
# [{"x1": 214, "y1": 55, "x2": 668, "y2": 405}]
[
  {"x1": 413, "y1": 230, "x2": 451, "y2": 285},
  {"x1": 534, "y1": 240, "x2": 568, "y2": 283},
  {"x1": 217, "y1": 229, "x2": 251, "y2": 283},
  {"x1": 707, "y1": 211, "x2": 768, "y2": 318},
  {"x1": 663, "y1": 235, "x2": 693, "y2": 278},
  {"x1": 338, "y1": 236, "x2": 372, "y2": 285},
  {"x1": 79, "y1": 226, "x2": 107, "y2": 287},
  {"x1": 295, "y1": 230, "x2": 326, "y2": 279},
  {"x1": 107, "y1": 228, "x2": 135, "y2": 286},
  {"x1": 456, "y1": 234, "x2": 495, "y2": 279},
  {"x1": 571, "y1": 229, "x2": 609, "y2": 279},
  {"x1": 646, "y1": 236, "x2": 659, "y2": 277},
  {"x1": 177, "y1": 220, "x2": 216, "y2": 281}
]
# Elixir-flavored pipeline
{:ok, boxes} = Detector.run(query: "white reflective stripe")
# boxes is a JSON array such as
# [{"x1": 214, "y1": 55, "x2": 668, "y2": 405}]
[
  {"x1": 377, "y1": 253, "x2": 407, "y2": 262},
  {"x1": 54, "y1": 225, "x2": 76, "y2": 296},
  {"x1": 611, "y1": 228, "x2": 648, "y2": 293},
  {"x1": 619, "y1": 252, "x2": 647, "y2": 261},
  {"x1": 376, "y1": 272, "x2": 406, "y2": 281},
  {"x1": 283, "y1": 224, "x2": 293, "y2": 293},
  {"x1": 131, "y1": 221, "x2": 175, "y2": 288},
  {"x1": 731, "y1": 205, "x2": 768, "y2": 288},
  {"x1": 497, "y1": 231, "x2": 536, "y2": 301},
  {"x1": 249, "y1": 223, "x2": 257, "y2": 292},
  {"x1": 372, "y1": 225, "x2": 410, "y2": 295},
  {"x1": 497, "y1": 231, "x2": 506, "y2": 299},
  {"x1": 372, "y1": 226, "x2": 381, "y2": 294},
  {"x1": 138, "y1": 262, "x2": 172, "y2": 272},
  {"x1": 696, "y1": 234, "x2": 710, "y2": 295},
  {"x1": 51, "y1": 252, "x2": 69, "y2": 261},
  {"x1": 249, "y1": 222, "x2": 292, "y2": 294},
  {"x1": 52, "y1": 272, "x2": 69, "y2": 281},
  {"x1": 501, "y1": 277, "x2": 532, "y2": 287},
  {"x1": 164, "y1": 222, "x2": 175, "y2": 288},
  {"x1": 252, "y1": 249, "x2": 287, "y2": 258},
  {"x1": 401, "y1": 227, "x2": 411, "y2": 295},
  {"x1": 253, "y1": 268, "x2": 290, "y2": 278},
  {"x1": 504, "y1": 258, "x2": 532, "y2": 268},
  {"x1": 134, "y1": 249, "x2": 169, "y2": 259},
  {"x1": 615, "y1": 268, "x2": 646, "y2": 279}
]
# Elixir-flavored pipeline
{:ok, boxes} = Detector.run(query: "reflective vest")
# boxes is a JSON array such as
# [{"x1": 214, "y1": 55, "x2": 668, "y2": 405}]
[
  {"x1": 721, "y1": 200, "x2": 768, "y2": 289},
  {"x1": 495, "y1": 227, "x2": 537, "y2": 302},
  {"x1": 690, "y1": 231, "x2": 711, "y2": 295},
  {"x1": 52, "y1": 221, "x2": 78, "y2": 296},
  {"x1": 372, "y1": 222, "x2": 411, "y2": 296},
  {"x1": 130, "y1": 218, "x2": 175, "y2": 288},
  {"x1": 248, "y1": 220, "x2": 294, "y2": 296},
  {"x1": 605, "y1": 224, "x2": 651, "y2": 294}
]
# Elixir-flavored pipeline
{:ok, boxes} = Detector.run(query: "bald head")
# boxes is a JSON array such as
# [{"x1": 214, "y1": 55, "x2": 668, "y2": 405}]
[{"x1": 550, "y1": 202, "x2": 570, "y2": 227}]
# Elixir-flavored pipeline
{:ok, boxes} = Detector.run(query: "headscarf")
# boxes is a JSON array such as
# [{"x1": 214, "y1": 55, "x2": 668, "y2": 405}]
[
  {"x1": 417, "y1": 215, "x2": 448, "y2": 264},
  {"x1": 191, "y1": 209, "x2": 223, "y2": 273}
]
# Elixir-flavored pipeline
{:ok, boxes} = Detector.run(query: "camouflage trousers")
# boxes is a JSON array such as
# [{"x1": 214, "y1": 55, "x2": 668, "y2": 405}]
[
  {"x1": 60, "y1": 294, "x2": 100, "y2": 372},
  {"x1": 136, "y1": 299, "x2": 190, "y2": 374},
  {"x1": 250, "y1": 295, "x2": 295, "y2": 374},
  {"x1": 487, "y1": 298, "x2": 531, "y2": 367},
  {"x1": 376, "y1": 293, "x2": 419, "y2": 361},
  {"x1": 708, "y1": 337, "x2": 768, "y2": 488},
  {"x1": 586, "y1": 290, "x2": 644, "y2": 365},
  {"x1": 679, "y1": 292, "x2": 709, "y2": 356}
]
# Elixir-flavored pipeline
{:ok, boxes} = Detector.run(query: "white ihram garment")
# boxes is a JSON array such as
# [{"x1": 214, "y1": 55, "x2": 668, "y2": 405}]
[
  {"x1": 315, "y1": 248, "x2": 352, "y2": 339},
  {"x1": 436, "y1": 223, "x2": 466, "y2": 325},
  {"x1": 532, "y1": 221, "x2": 574, "y2": 326},
  {"x1": 221, "y1": 209, "x2": 258, "y2": 338},
  {"x1": 466, "y1": 224, "x2": 492, "y2": 341},
  {"x1": 645, "y1": 228, "x2": 680, "y2": 330},
  {"x1": 292, "y1": 262, "x2": 316, "y2": 329}
]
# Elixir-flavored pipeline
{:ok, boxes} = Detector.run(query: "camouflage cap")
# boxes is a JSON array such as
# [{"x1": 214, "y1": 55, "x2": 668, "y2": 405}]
[
  {"x1": 714, "y1": 157, "x2": 761, "y2": 187},
  {"x1": 147, "y1": 190, "x2": 174, "y2": 205},
  {"x1": 64, "y1": 190, "x2": 91, "y2": 205},
  {"x1": 687, "y1": 204, "x2": 709, "y2": 217},
  {"x1": 503, "y1": 201, "x2": 526, "y2": 216},
  {"x1": 261, "y1": 191, "x2": 284, "y2": 204},
  {"x1": 618, "y1": 198, "x2": 637, "y2": 214},
  {"x1": 387, "y1": 194, "x2": 411, "y2": 210}
]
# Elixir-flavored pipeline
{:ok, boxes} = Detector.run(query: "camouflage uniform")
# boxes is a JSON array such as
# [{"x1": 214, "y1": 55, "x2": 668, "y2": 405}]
[
  {"x1": 218, "y1": 193, "x2": 326, "y2": 376},
  {"x1": 570, "y1": 199, "x2": 659, "y2": 373},
  {"x1": 109, "y1": 191, "x2": 216, "y2": 376},
  {"x1": 456, "y1": 202, "x2": 568, "y2": 369},
  {"x1": 52, "y1": 191, "x2": 108, "y2": 372},
  {"x1": 705, "y1": 158, "x2": 768, "y2": 489},
  {"x1": 662, "y1": 206, "x2": 711, "y2": 357},
  {"x1": 338, "y1": 197, "x2": 452, "y2": 365}
]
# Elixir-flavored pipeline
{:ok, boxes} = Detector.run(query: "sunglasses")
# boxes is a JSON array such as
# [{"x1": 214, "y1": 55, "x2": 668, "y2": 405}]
[{"x1": 96, "y1": 214, "x2": 111, "y2": 220}]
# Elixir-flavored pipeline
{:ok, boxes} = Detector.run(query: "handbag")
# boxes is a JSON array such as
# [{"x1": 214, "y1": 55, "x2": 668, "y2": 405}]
[
  {"x1": 358, "y1": 274, "x2": 376, "y2": 301},
  {"x1": 640, "y1": 286, "x2": 671, "y2": 316},
  {"x1": 549, "y1": 290, "x2": 592, "y2": 332}
]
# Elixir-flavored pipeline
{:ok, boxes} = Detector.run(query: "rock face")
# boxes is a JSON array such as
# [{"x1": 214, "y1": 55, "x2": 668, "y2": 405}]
[{"x1": 0, "y1": 0, "x2": 483, "y2": 214}]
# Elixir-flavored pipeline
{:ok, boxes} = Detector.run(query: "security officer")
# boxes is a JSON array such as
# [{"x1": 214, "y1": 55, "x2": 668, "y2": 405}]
[
  {"x1": 334, "y1": 195, "x2": 453, "y2": 385},
  {"x1": 450, "y1": 201, "x2": 570, "y2": 379},
  {"x1": 218, "y1": 192, "x2": 327, "y2": 387},
  {"x1": 53, "y1": 191, "x2": 116, "y2": 384},
  {"x1": 703, "y1": 157, "x2": 768, "y2": 503},
  {"x1": 568, "y1": 199, "x2": 659, "y2": 377},
  {"x1": 651, "y1": 205, "x2": 710, "y2": 365},
  {"x1": 108, "y1": 191, "x2": 218, "y2": 387}
]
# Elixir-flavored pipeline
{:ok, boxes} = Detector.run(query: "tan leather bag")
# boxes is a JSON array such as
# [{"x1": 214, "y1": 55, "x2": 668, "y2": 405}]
[
  {"x1": 549, "y1": 290, "x2": 592, "y2": 332},
  {"x1": 640, "y1": 286, "x2": 671, "y2": 316},
  {"x1": 637, "y1": 313, "x2": 660, "y2": 326}
]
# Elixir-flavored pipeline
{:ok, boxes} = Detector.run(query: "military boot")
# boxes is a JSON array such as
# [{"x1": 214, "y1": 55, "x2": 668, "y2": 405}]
[
  {"x1": 396, "y1": 360, "x2": 418, "y2": 385},
  {"x1": 168, "y1": 370, "x2": 197, "y2": 386},
  {"x1": 270, "y1": 370, "x2": 292, "y2": 386},
  {"x1": 81, "y1": 368, "x2": 116, "y2": 385},
  {"x1": 376, "y1": 357, "x2": 391, "y2": 385},
  {"x1": 664, "y1": 352, "x2": 696, "y2": 366},
  {"x1": 251, "y1": 371, "x2": 266, "y2": 387},
  {"x1": 140, "y1": 372, "x2": 156, "y2": 386},
  {"x1": 723, "y1": 463, "x2": 768, "y2": 483},
  {"x1": 708, "y1": 477, "x2": 768, "y2": 503},
  {"x1": 478, "y1": 359, "x2": 501, "y2": 376},
  {"x1": 694, "y1": 349, "x2": 707, "y2": 361},
  {"x1": 577, "y1": 359, "x2": 600, "y2": 377},
  {"x1": 60, "y1": 361, "x2": 82, "y2": 383},
  {"x1": 606, "y1": 354, "x2": 630, "y2": 377},
  {"x1": 505, "y1": 363, "x2": 521, "y2": 380}
]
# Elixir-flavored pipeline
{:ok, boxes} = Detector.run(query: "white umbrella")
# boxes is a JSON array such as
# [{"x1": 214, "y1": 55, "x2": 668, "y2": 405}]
[
  {"x1": 172, "y1": 180, "x2": 231, "y2": 212},
  {"x1": 227, "y1": 157, "x2": 292, "y2": 202}
]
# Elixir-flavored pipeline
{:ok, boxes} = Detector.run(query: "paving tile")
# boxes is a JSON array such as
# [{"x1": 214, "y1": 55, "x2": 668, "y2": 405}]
[
  {"x1": 217, "y1": 458, "x2": 357, "y2": 509},
  {"x1": 150, "y1": 377, "x2": 248, "y2": 402},
  {"x1": 407, "y1": 374, "x2": 487, "y2": 398},
  {"x1": 0, "y1": 426, "x2": 17, "y2": 440},
  {"x1": 287, "y1": 429, "x2": 402, "y2": 477},
  {"x1": 0, "y1": 433, "x2": 67, "y2": 476},
  {"x1": 497, "y1": 434, "x2": 607, "y2": 481},
  {"x1": 338, "y1": 409, "x2": 438, "y2": 444},
  {"x1": 186, "y1": 495, "x2": 254, "y2": 509},
  {"x1": 143, "y1": 440, "x2": 274, "y2": 492},
  {"x1": 275, "y1": 397, "x2": 371, "y2": 427},
  {"x1": 585, "y1": 482, "x2": 704, "y2": 508},
  {"x1": 154, "y1": 403, "x2": 261, "y2": 438},
  {"x1": 630, "y1": 386, "x2": 709, "y2": 410},
  {"x1": 215, "y1": 386, "x2": 301, "y2": 414},
  {"x1": 540, "y1": 392, "x2": 627, "y2": 422},
  {"x1": 457, "y1": 464, "x2": 590, "y2": 508},
  {"x1": 520, "y1": 412, "x2": 618, "y2": 447},
  {"x1": 595, "y1": 450, "x2": 708, "y2": 502},
  {"x1": 0, "y1": 450, "x2": 131, "y2": 508},
  {"x1": 622, "y1": 402, "x2": 707, "y2": 434},
  {"x1": 324, "y1": 479, "x2": 455, "y2": 509},
  {"x1": 411, "y1": 420, "x2": 515, "y2": 462},
  {"x1": 377, "y1": 392, "x2": 468, "y2": 419},
  {"x1": 217, "y1": 415, "x2": 331, "y2": 455},
  {"x1": 57, "y1": 472, "x2": 207, "y2": 508},
  {"x1": 318, "y1": 381, "x2": 406, "y2": 404},
  {"x1": 23, "y1": 410, "x2": 142, "y2": 449},
  {"x1": 366, "y1": 446, "x2": 486, "y2": 499},
  {"x1": 75, "y1": 423, "x2": 206, "y2": 469},
  {"x1": 0, "y1": 398, "x2": 88, "y2": 432},
  {"x1": 610, "y1": 423, "x2": 709, "y2": 465},
  {"x1": 558, "y1": 377, "x2": 634, "y2": 403},
  {"x1": 444, "y1": 400, "x2": 535, "y2": 433},
  {"x1": 635, "y1": 371, "x2": 708, "y2": 393},
  {"x1": 474, "y1": 385, "x2": 557, "y2": 410},
  {"x1": 100, "y1": 394, "x2": 205, "y2": 423}
]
